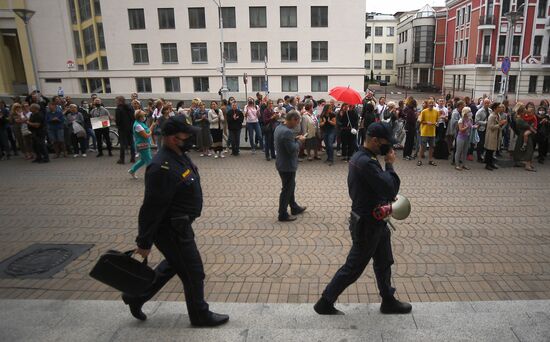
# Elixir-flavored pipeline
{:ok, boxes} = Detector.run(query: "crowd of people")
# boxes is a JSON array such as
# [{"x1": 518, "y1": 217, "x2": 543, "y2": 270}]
[{"x1": 0, "y1": 89, "x2": 548, "y2": 174}]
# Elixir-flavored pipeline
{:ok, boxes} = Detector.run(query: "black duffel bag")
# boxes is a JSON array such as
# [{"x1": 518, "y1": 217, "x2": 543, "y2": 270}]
[{"x1": 89, "y1": 250, "x2": 155, "y2": 296}]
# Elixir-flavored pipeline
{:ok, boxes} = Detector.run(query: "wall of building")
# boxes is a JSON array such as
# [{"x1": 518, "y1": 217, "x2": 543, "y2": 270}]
[{"x1": 365, "y1": 14, "x2": 398, "y2": 85}]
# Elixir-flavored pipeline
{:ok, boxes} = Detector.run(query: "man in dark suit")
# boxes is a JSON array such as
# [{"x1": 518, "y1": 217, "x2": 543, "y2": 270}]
[
  {"x1": 115, "y1": 96, "x2": 136, "y2": 164},
  {"x1": 274, "y1": 110, "x2": 307, "y2": 222}
]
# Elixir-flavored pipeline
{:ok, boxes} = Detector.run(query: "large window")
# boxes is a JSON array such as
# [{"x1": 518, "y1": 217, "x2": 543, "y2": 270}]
[
  {"x1": 281, "y1": 41, "x2": 298, "y2": 62},
  {"x1": 311, "y1": 76, "x2": 328, "y2": 92},
  {"x1": 538, "y1": 0, "x2": 547, "y2": 18},
  {"x1": 528, "y1": 76, "x2": 537, "y2": 93},
  {"x1": 375, "y1": 26, "x2": 383, "y2": 36},
  {"x1": 498, "y1": 35, "x2": 506, "y2": 56},
  {"x1": 193, "y1": 77, "x2": 209, "y2": 92},
  {"x1": 386, "y1": 60, "x2": 394, "y2": 69},
  {"x1": 374, "y1": 44, "x2": 382, "y2": 53},
  {"x1": 387, "y1": 27, "x2": 395, "y2": 37},
  {"x1": 226, "y1": 76, "x2": 239, "y2": 92},
  {"x1": 136, "y1": 78, "x2": 151, "y2": 93},
  {"x1": 280, "y1": 6, "x2": 297, "y2": 27},
  {"x1": 97, "y1": 22, "x2": 105, "y2": 49},
  {"x1": 83, "y1": 25, "x2": 96, "y2": 55},
  {"x1": 164, "y1": 77, "x2": 180, "y2": 92},
  {"x1": 223, "y1": 42, "x2": 238, "y2": 63},
  {"x1": 78, "y1": 0, "x2": 92, "y2": 21},
  {"x1": 189, "y1": 7, "x2": 206, "y2": 28},
  {"x1": 252, "y1": 76, "x2": 266, "y2": 92},
  {"x1": 508, "y1": 75, "x2": 517, "y2": 92},
  {"x1": 251, "y1": 42, "x2": 268, "y2": 62},
  {"x1": 365, "y1": 60, "x2": 371, "y2": 69},
  {"x1": 533, "y1": 36, "x2": 543, "y2": 56},
  {"x1": 312, "y1": 41, "x2": 328, "y2": 62},
  {"x1": 494, "y1": 75, "x2": 502, "y2": 92},
  {"x1": 374, "y1": 60, "x2": 382, "y2": 69},
  {"x1": 502, "y1": 0, "x2": 510, "y2": 15},
  {"x1": 128, "y1": 9, "x2": 145, "y2": 30},
  {"x1": 386, "y1": 44, "x2": 394, "y2": 54},
  {"x1": 158, "y1": 8, "x2": 175, "y2": 29},
  {"x1": 73, "y1": 30, "x2": 82, "y2": 58},
  {"x1": 543, "y1": 76, "x2": 550, "y2": 93},
  {"x1": 413, "y1": 25, "x2": 435, "y2": 63},
  {"x1": 220, "y1": 7, "x2": 236, "y2": 28},
  {"x1": 132, "y1": 43, "x2": 149, "y2": 64},
  {"x1": 311, "y1": 6, "x2": 328, "y2": 27},
  {"x1": 512, "y1": 36, "x2": 521, "y2": 56},
  {"x1": 87, "y1": 59, "x2": 99, "y2": 70},
  {"x1": 249, "y1": 7, "x2": 267, "y2": 28},
  {"x1": 366, "y1": 26, "x2": 371, "y2": 37},
  {"x1": 161, "y1": 43, "x2": 178, "y2": 63},
  {"x1": 191, "y1": 43, "x2": 208, "y2": 63},
  {"x1": 365, "y1": 43, "x2": 371, "y2": 53},
  {"x1": 282, "y1": 76, "x2": 298, "y2": 92}
]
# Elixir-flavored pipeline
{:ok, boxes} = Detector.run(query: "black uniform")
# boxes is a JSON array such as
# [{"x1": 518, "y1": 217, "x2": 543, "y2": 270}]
[
  {"x1": 133, "y1": 146, "x2": 208, "y2": 318},
  {"x1": 321, "y1": 147, "x2": 400, "y2": 303}
]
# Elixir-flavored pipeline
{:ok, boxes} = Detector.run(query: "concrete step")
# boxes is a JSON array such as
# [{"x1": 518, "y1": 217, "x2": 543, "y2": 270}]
[{"x1": 1, "y1": 299, "x2": 549, "y2": 342}]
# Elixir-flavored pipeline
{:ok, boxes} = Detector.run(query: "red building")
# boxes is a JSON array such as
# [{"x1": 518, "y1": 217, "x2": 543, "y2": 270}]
[{"x1": 443, "y1": 0, "x2": 550, "y2": 102}]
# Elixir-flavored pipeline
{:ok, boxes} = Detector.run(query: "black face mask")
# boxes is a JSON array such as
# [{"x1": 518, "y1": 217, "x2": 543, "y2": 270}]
[
  {"x1": 379, "y1": 143, "x2": 392, "y2": 156},
  {"x1": 95, "y1": 103, "x2": 101, "y2": 108},
  {"x1": 178, "y1": 139, "x2": 194, "y2": 152}
]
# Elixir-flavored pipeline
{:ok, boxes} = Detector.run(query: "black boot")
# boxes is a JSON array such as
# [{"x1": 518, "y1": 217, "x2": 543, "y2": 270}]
[
  {"x1": 380, "y1": 296, "x2": 412, "y2": 314},
  {"x1": 122, "y1": 294, "x2": 147, "y2": 321},
  {"x1": 313, "y1": 297, "x2": 344, "y2": 315},
  {"x1": 190, "y1": 311, "x2": 229, "y2": 327}
]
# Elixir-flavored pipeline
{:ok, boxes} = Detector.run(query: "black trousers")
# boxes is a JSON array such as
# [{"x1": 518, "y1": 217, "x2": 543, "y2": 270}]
[
  {"x1": 322, "y1": 221, "x2": 395, "y2": 303},
  {"x1": 71, "y1": 134, "x2": 86, "y2": 155},
  {"x1": 278, "y1": 171, "x2": 299, "y2": 219},
  {"x1": 229, "y1": 129, "x2": 241, "y2": 155},
  {"x1": 131, "y1": 220, "x2": 209, "y2": 318},
  {"x1": 477, "y1": 130, "x2": 486, "y2": 161},
  {"x1": 94, "y1": 127, "x2": 112, "y2": 154},
  {"x1": 340, "y1": 130, "x2": 356, "y2": 158},
  {"x1": 32, "y1": 134, "x2": 49, "y2": 161},
  {"x1": 263, "y1": 128, "x2": 276, "y2": 159},
  {"x1": 118, "y1": 129, "x2": 135, "y2": 162},
  {"x1": 485, "y1": 149, "x2": 495, "y2": 167},
  {"x1": 403, "y1": 127, "x2": 415, "y2": 158},
  {"x1": 536, "y1": 135, "x2": 549, "y2": 161}
]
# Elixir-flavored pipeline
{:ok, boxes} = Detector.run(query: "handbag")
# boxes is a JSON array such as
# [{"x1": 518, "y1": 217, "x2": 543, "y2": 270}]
[
  {"x1": 89, "y1": 249, "x2": 155, "y2": 296},
  {"x1": 136, "y1": 142, "x2": 150, "y2": 151},
  {"x1": 347, "y1": 112, "x2": 358, "y2": 135}
]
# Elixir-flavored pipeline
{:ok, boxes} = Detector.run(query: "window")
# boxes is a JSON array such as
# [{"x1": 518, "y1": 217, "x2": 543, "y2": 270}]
[
  {"x1": 97, "y1": 23, "x2": 105, "y2": 49},
  {"x1": 226, "y1": 76, "x2": 239, "y2": 92},
  {"x1": 512, "y1": 36, "x2": 521, "y2": 56},
  {"x1": 502, "y1": 0, "x2": 510, "y2": 14},
  {"x1": 365, "y1": 44, "x2": 371, "y2": 53},
  {"x1": 543, "y1": 76, "x2": 550, "y2": 93},
  {"x1": 498, "y1": 35, "x2": 506, "y2": 56},
  {"x1": 249, "y1": 7, "x2": 267, "y2": 28},
  {"x1": 158, "y1": 8, "x2": 175, "y2": 29},
  {"x1": 87, "y1": 59, "x2": 99, "y2": 70},
  {"x1": 374, "y1": 60, "x2": 382, "y2": 69},
  {"x1": 193, "y1": 77, "x2": 209, "y2": 92},
  {"x1": 189, "y1": 7, "x2": 206, "y2": 28},
  {"x1": 538, "y1": 0, "x2": 547, "y2": 18},
  {"x1": 191, "y1": 43, "x2": 208, "y2": 63},
  {"x1": 494, "y1": 75, "x2": 502, "y2": 92},
  {"x1": 364, "y1": 60, "x2": 371, "y2": 69},
  {"x1": 88, "y1": 78, "x2": 105, "y2": 93},
  {"x1": 223, "y1": 42, "x2": 238, "y2": 63},
  {"x1": 387, "y1": 27, "x2": 395, "y2": 36},
  {"x1": 251, "y1": 42, "x2": 268, "y2": 62},
  {"x1": 93, "y1": 0, "x2": 101, "y2": 15},
  {"x1": 252, "y1": 76, "x2": 266, "y2": 92},
  {"x1": 311, "y1": 6, "x2": 328, "y2": 27},
  {"x1": 79, "y1": 0, "x2": 91, "y2": 21},
  {"x1": 386, "y1": 60, "x2": 393, "y2": 69},
  {"x1": 164, "y1": 77, "x2": 180, "y2": 92},
  {"x1": 404, "y1": 49, "x2": 407, "y2": 63},
  {"x1": 508, "y1": 75, "x2": 517, "y2": 92},
  {"x1": 280, "y1": 6, "x2": 297, "y2": 27},
  {"x1": 533, "y1": 36, "x2": 543, "y2": 56},
  {"x1": 311, "y1": 76, "x2": 328, "y2": 92},
  {"x1": 73, "y1": 30, "x2": 82, "y2": 58},
  {"x1": 80, "y1": 78, "x2": 87, "y2": 93},
  {"x1": 282, "y1": 76, "x2": 298, "y2": 92},
  {"x1": 465, "y1": 5, "x2": 471, "y2": 23},
  {"x1": 45, "y1": 78, "x2": 62, "y2": 83},
  {"x1": 136, "y1": 78, "x2": 152, "y2": 93},
  {"x1": 528, "y1": 76, "x2": 537, "y2": 93},
  {"x1": 100, "y1": 56, "x2": 108, "y2": 70},
  {"x1": 375, "y1": 26, "x2": 383, "y2": 36},
  {"x1": 128, "y1": 9, "x2": 145, "y2": 29},
  {"x1": 161, "y1": 43, "x2": 178, "y2": 63},
  {"x1": 132, "y1": 44, "x2": 149, "y2": 64},
  {"x1": 220, "y1": 7, "x2": 236, "y2": 28},
  {"x1": 281, "y1": 41, "x2": 298, "y2": 62},
  {"x1": 366, "y1": 26, "x2": 371, "y2": 37},
  {"x1": 454, "y1": 41, "x2": 458, "y2": 58},
  {"x1": 464, "y1": 39, "x2": 469, "y2": 58},
  {"x1": 69, "y1": 0, "x2": 77, "y2": 24},
  {"x1": 374, "y1": 44, "x2": 382, "y2": 53},
  {"x1": 413, "y1": 25, "x2": 435, "y2": 63},
  {"x1": 83, "y1": 25, "x2": 96, "y2": 55},
  {"x1": 456, "y1": 8, "x2": 462, "y2": 27},
  {"x1": 386, "y1": 44, "x2": 394, "y2": 54},
  {"x1": 458, "y1": 41, "x2": 463, "y2": 58},
  {"x1": 312, "y1": 41, "x2": 328, "y2": 62},
  {"x1": 462, "y1": 75, "x2": 466, "y2": 90}
]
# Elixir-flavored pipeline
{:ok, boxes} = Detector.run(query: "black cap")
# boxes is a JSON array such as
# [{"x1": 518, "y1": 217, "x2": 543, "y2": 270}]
[
  {"x1": 366, "y1": 122, "x2": 397, "y2": 145},
  {"x1": 161, "y1": 116, "x2": 201, "y2": 136}
]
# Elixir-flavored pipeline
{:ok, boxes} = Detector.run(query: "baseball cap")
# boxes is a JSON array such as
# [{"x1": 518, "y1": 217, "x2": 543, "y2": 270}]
[
  {"x1": 161, "y1": 116, "x2": 200, "y2": 136},
  {"x1": 366, "y1": 122, "x2": 397, "y2": 145}
]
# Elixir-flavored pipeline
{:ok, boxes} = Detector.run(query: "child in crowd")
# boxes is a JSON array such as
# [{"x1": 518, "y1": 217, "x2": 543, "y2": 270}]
[{"x1": 520, "y1": 110, "x2": 538, "y2": 152}]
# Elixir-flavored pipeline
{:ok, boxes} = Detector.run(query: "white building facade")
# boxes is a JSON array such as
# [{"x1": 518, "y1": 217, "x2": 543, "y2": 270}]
[
  {"x1": 18, "y1": 0, "x2": 365, "y2": 100},
  {"x1": 365, "y1": 13, "x2": 398, "y2": 85}
]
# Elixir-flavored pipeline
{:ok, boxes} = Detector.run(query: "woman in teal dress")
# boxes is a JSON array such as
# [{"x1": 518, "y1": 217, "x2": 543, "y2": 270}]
[
  {"x1": 512, "y1": 104, "x2": 536, "y2": 172},
  {"x1": 128, "y1": 110, "x2": 156, "y2": 179}
]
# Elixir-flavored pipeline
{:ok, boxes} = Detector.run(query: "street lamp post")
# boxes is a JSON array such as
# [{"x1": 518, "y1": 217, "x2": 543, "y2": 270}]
[
  {"x1": 13, "y1": 8, "x2": 40, "y2": 93},
  {"x1": 499, "y1": 6, "x2": 523, "y2": 101},
  {"x1": 213, "y1": 0, "x2": 229, "y2": 100}
]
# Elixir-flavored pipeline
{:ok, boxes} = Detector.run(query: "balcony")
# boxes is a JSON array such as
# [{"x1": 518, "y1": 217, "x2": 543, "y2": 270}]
[
  {"x1": 478, "y1": 15, "x2": 496, "y2": 30},
  {"x1": 476, "y1": 54, "x2": 492, "y2": 67}
]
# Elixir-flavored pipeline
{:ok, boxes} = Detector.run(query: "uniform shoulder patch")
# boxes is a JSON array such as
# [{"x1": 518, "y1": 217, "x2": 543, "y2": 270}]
[
  {"x1": 160, "y1": 161, "x2": 170, "y2": 170},
  {"x1": 182, "y1": 169, "x2": 191, "y2": 179}
]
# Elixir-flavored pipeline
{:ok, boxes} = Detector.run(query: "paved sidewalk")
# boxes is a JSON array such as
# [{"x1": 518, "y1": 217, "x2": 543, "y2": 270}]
[{"x1": 1, "y1": 299, "x2": 549, "y2": 341}]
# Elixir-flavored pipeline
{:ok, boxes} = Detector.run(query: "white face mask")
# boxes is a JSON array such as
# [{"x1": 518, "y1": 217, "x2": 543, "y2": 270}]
[
  {"x1": 539, "y1": 111, "x2": 545, "y2": 115},
  {"x1": 278, "y1": 103, "x2": 283, "y2": 108}
]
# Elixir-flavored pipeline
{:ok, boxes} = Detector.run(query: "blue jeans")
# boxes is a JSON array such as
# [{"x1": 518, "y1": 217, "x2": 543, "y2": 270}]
[
  {"x1": 86, "y1": 128, "x2": 97, "y2": 150},
  {"x1": 246, "y1": 122, "x2": 263, "y2": 151},
  {"x1": 130, "y1": 149, "x2": 152, "y2": 173},
  {"x1": 48, "y1": 127, "x2": 64, "y2": 142},
  {"x1": 264, "y1": 128, "x2": 276, "y2": 159},
  {"x1": 323, "y1": 130, "x2": 336, "y2": 162}
]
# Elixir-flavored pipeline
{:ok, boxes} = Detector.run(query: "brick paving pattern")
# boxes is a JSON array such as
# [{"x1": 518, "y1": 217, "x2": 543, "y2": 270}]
[{"x1": 0, "y1": 151, "x2": 549, "y2": 304}]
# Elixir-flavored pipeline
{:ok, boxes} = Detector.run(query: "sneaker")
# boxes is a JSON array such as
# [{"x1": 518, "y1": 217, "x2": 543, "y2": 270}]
[
  {"x1": 221, "y1": 154, "x2": 225, "y2": 158},
  {"x1": 73, "y1": 154, "x2": 79, "y2": 158},
  {"x1": 128, "y1": 169, "x2": 138, "y2": 179},
  {"x1": 336, "y1": 151, "x2": 342, "y2": 157},
  {"x1": 207, "y1": 152, "x2": 213, "y2": 157},
  {"x1": 200, "y1": 153, "x2": 205, "y2": 157},
  {"x1": 82, "y1": 154, "x2": 87, "y2": 158},
  {"x1": 214, "y1": 154, "x2": 219, "y2": 159}
]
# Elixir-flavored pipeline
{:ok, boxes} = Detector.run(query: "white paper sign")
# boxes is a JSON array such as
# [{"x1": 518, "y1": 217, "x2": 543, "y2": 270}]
[{"x1": 91, "y1": 116, "x2": 111, "y2": 130}]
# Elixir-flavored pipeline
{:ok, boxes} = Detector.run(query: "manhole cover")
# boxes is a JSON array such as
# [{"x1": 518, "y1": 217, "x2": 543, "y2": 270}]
[{"x1": 0, "y1": 244, "x2": 93, "y2": 279}]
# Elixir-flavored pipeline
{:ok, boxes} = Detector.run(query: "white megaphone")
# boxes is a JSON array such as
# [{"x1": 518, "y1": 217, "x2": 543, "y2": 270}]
[{"x1": 384, "y1": 194, "x2": 411, "y2": 230}]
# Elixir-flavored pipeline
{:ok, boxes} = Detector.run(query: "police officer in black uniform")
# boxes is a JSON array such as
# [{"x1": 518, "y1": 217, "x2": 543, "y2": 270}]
[
  {"x1": 314, "y1": 122, "x2": 412, "y2": 315},
  {"x1": 122, "y1": 116, "x2": 229, "y2": 327}
]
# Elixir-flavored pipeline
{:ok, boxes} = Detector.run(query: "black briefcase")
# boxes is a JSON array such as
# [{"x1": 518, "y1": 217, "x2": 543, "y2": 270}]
[{"x1": 89, "y1": 250, "x2": 156, "y2": 296}]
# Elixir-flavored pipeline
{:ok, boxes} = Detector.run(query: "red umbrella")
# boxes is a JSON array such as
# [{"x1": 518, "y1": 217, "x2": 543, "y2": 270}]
[{"x1": 329, "y1": 86, "x2": 363, "y2": 105}]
